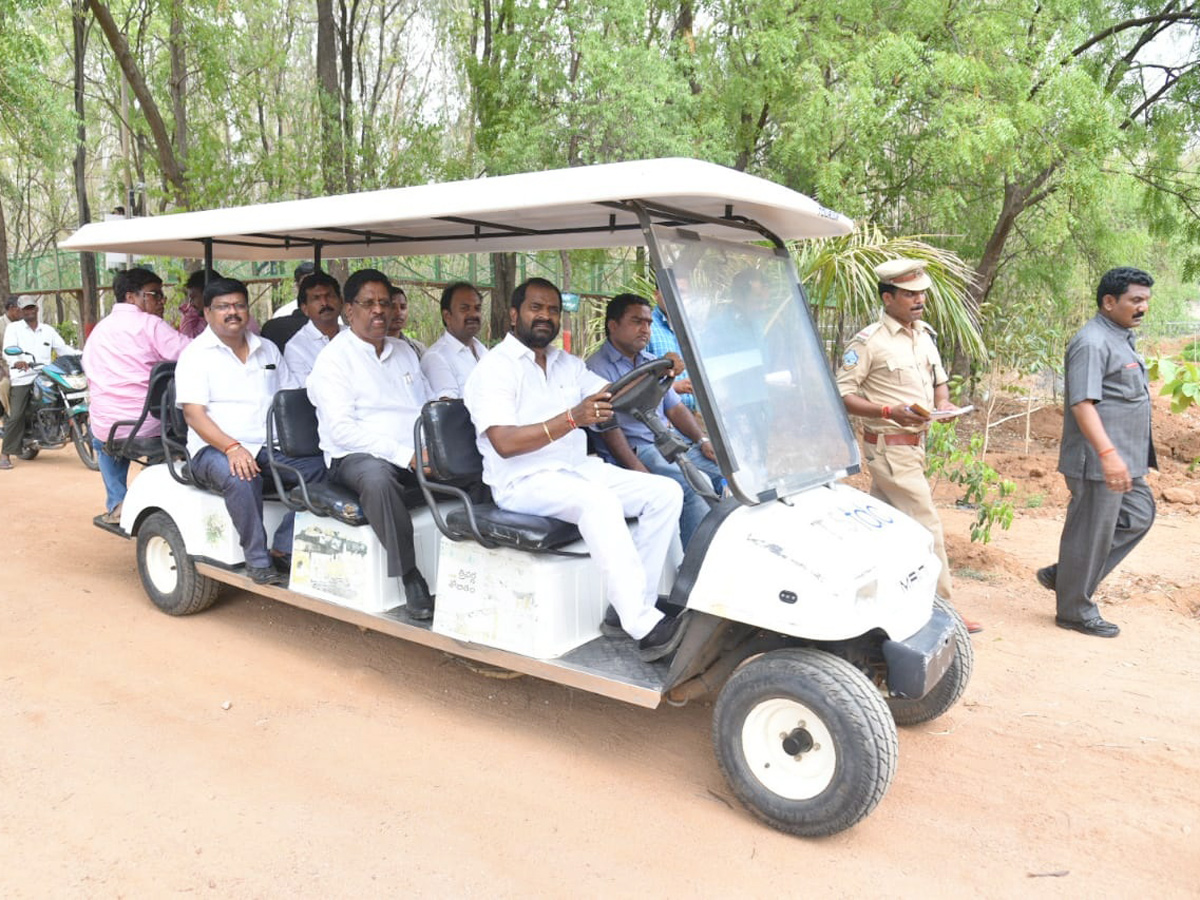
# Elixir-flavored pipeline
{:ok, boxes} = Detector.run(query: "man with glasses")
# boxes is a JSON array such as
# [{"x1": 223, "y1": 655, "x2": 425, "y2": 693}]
[
  {"x1": 82, "y1": 267, "x2": 193, "y2": 522},
  {"x1": 175, "y1": 276, "x2": 326, "y2": 585},
  {"x1": 308, "y1": 269, "x2": 437, "y2": 618}
]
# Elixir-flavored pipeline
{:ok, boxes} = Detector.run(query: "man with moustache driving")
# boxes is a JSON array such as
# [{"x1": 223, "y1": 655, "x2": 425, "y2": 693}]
[
  {"x1": 1036, "y1": 267, "x2": 1157, "y2": 638},
  {"x1": 835, "y1": 258, "x2": 981, "y2": 634},
  {"x1": 463, "y1": 278, "x2": 686, "y2": 662},
  {"x1": 175, "y1": 277, "x2": 326, "y2": 585}
]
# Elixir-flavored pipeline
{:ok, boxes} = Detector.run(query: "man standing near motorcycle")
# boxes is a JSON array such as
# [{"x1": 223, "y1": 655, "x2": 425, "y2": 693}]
[
  {"x1": 1, "y1": 296, "x2": 77, "y2": 470},
  {"x1": 83, "y1": 267, "x2": 193, "y2": 522}
]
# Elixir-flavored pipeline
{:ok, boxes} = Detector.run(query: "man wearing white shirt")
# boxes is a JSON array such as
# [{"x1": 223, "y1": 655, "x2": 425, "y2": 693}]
[
  {"x1": 283, "y1": 271, "x2": 346, "y2": 383},
  {"x1": 308, "y1": 269, "x2": 436, "y2": 618},
  {"x1": 176, "y1": 277, "x2": 327, "y2": 585},
  {"x1": 463, "y1": 278, "x2": 686, "y2": 662},
  {"x1": 420, "y1": 281, "x2": 489, "y2": 399},
  {"x1": 2, "y1": 295, "x2": 77, "y2": 470}
]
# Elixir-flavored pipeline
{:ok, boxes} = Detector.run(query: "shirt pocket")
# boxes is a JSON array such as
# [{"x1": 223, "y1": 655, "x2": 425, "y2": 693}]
[
  {"x1": 1105, "y1": 362, "x2": 1146, "y2": 401},
  {"x1": 884, "y1": 357, "x2": 920, "y2": 387}
]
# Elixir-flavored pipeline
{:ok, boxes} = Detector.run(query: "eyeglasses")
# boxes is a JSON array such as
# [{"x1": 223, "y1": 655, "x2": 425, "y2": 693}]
[
  {"x1": 211, "y1": 301, "x2": 250, "y2": 314},
  {"x1": 140, "y1": 290, "x2": 166, "y2": 300},
  {"x1": 350, "y1": 299, "x2": 396, "y2": 311}
]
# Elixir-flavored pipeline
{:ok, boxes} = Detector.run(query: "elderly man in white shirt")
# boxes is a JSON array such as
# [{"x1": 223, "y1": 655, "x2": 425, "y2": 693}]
[
  {"x1": 307, "y1": 269, "x2": 436, "y2": 618},
  {"x1": 420, "y1": 281, "x2": 489, "y2": 399},
  {"x1": 283, "y1": 271, "x2": 346, "y2": 382},
  {"x1": 463, "y1": 278, "x2": 686, "y2": 662},
  {"x1": 1, "y1": 295, "x2": 78, "y2": 469},
  {"x1": 176, "y1": 277, "x2": 327, "y2": 585}
]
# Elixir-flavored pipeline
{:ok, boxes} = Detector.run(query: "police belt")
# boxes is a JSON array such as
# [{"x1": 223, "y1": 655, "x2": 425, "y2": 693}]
[{"x1": 863, "y1": 430, "x2": 923, "y2": 447}]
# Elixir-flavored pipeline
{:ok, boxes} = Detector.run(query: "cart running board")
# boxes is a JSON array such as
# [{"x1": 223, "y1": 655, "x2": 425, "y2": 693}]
[{"x1": 195, "y1": 563, "x2": 670, "y2": 709}]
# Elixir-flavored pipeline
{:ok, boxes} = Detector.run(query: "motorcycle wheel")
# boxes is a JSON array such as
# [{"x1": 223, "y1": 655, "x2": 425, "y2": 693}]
[
  {"x1": 18, "y1": 446, "x2": 39, "y2": 461},
  {"x1": 71, "y1": 417, "x2": 99, "y2": 471}
]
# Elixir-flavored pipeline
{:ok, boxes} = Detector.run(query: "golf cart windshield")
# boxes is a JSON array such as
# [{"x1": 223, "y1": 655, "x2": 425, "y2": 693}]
[{"x1": 649, "y1": 226, "x2": 860, "y2": 503}]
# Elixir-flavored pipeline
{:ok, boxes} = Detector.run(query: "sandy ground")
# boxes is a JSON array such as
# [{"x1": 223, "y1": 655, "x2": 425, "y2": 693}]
[{"x1": 2, "y1": 430, "x2": 1199, "y2": 897}]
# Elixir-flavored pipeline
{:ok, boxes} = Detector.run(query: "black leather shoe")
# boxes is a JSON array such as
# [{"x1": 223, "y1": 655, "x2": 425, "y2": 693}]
[
  {"x1": 271, "y1": 553, "x2": 292, "y2": 575},
  {"x1": 247, "y1": 565, "x2": 285, "y2": 586},
  {"x1": 1055, "y1": 616, "x2": 1120, "y2": 638},
  {"x1": 637, "y1": 613, "x2": 688, "y2": 662},
  {"x1": 1037, "y1": 565, "x2": 1057, "y2": 591},
  {"x1": 403, "y1": 570, "x2": 434, "y2": 621},
  {"x1": 600, "y1": 605, "x2": 623, "y2": 637}
]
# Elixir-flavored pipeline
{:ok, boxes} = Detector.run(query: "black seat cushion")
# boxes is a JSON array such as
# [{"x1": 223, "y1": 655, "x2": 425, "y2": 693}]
[
  {"x1": 446, "y1": 504, "x2": 582, "y2": 551},
  {"x1": 293, "y1": 482, "x2": 368, "y2": 525}
]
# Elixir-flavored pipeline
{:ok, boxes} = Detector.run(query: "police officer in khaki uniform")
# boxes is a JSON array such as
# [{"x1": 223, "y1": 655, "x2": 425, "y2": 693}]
[{"x1": 834, "y1": 258, "x2": 982, "y2": 634}]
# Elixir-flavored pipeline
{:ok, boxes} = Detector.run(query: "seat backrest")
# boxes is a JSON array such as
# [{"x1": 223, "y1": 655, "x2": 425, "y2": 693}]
[
  {"x1": 160, "y1": 379, "x2": 189, "y2": 448},
  {"x1": 143, "y1": 361, "x2": 176, "y2": 423},
  {"x1": 423, "y1": 399, "x2": 483, "y2": 482},
  {"x1": 272, "y1": 389, "x2": 322, "y2": 458}
]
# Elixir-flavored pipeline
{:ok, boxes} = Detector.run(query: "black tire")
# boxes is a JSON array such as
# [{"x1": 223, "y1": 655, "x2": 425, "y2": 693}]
[
  {"x1": 712, "y1": 648, "x2": 898, "y2": 837},
  {"x1": 135, "y1": 511, "x2": 220, "y2": 616},
  {"x1": 887, "y1": 595, "x2": 974, "y2": 727},
  {"x1": 17, "y1": 445, "x2": 38, "y2": 461},
  {"x1": 71, "y1": 417, "x2": 99, "y2": 470}
]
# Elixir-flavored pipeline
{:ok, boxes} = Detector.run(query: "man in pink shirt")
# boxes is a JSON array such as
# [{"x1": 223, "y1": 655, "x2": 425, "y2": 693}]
[{"x1": 83, "y1": 267, "x2": 192, "y2": 523}]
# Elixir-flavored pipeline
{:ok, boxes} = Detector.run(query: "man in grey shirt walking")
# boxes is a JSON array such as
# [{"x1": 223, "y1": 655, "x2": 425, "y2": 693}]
[{"x1": 1037, "y1": 267, "x2": 1157, "y2": 637}]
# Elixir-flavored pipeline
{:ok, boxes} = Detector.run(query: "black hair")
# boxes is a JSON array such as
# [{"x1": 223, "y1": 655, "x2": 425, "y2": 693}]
[
  {"x1": 201, "y1": 276, "x2": 250, "y2": 308},
  {"x1": 185, "y1": 269, "x2": 221, "y2": 291},
  {"x1": 1096, "y1": 267, "x2": 1153, "y2": 308},
  {"x1": 390, "y1": 281, "x2": 407, "y2": 298},
  {"x1": 440, "y1": 280, "x2": 481, "y2": 312},
  {"x1": 5, "y1": 297, "x2": 21, "y2": 309},
  {"x1": 113, "y1": 266, "x2": 162, "y2": 303},
  {"x1": 343, "y1": 268, "x2": 393, "y2": 305},
  {"x1": 605, "y1": 293, "x2": 651, "y2": 336},
  {"x1": 510, "y1": 277, "x2": 561, "y2": 310},
  {"x1": 298, "y1": 271, "x2": 342, "y2": 304},
  {"x1": 294, "y1": 261, "x2": 315, "y2": 283}
]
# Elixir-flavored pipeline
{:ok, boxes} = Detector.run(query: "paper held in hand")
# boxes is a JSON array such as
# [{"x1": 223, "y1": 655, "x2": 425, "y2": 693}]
[{"x1": 910, "y1": 403, "x2": 975, "y2": 420}]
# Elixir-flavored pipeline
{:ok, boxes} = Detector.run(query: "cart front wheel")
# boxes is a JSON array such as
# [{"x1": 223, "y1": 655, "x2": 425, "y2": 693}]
[{"x1": 713, "y1": 648, "x2": 898, "y2": 837}]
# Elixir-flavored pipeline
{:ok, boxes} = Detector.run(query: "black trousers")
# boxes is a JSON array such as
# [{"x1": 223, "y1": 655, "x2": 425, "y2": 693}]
[
  {"x1": 331, "y1": 453, "x2": 419, "y2": 579},
  {"x1": 1, "y1": 384, "x2": 33, "y2": 455}
]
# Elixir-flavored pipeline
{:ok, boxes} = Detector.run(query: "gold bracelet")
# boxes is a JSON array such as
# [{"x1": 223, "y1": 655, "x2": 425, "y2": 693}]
[{"x1": 542, "y1": 421, "x2": 553, "y2": 444}]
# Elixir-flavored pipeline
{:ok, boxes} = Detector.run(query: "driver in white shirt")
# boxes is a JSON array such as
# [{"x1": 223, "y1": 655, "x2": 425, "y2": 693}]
[
  {"x1": 283, "y1": 271, "x2": 347, "y2": 383},
  {"x1": 463, "y1": 278, "x2": 686, "y2": 662},
  {"x1": 307, "y1": 269, "x2": 436, "y2": 619}
]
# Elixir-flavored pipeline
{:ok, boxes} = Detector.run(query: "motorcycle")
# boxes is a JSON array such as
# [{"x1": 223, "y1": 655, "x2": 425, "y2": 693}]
[{"x1": 1, "y1": 348, "x2": 98, "y2": 470}]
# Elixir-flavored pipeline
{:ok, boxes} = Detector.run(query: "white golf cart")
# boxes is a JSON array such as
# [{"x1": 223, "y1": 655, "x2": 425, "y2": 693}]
[{"x1": 63, "y1": 158, "x2": 971, "y2": 837}]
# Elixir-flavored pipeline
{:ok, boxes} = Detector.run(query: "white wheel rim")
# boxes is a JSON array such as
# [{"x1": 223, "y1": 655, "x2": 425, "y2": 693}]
[
  {"x1": 144, "y1": 535, "x2": 179, "y2": 595},
  {"x1": 741, "y1": 697, "x2": 837, "y2": 801}
]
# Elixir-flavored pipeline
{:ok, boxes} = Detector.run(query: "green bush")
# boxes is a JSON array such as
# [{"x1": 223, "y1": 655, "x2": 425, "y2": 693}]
[{"x1": 926, "y1": 422, "x2": 1016, "y2": 544}]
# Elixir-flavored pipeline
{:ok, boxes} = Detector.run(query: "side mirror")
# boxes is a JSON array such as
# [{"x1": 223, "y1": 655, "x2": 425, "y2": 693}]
[{"x1": 4, "y1": 346, "x2": 24, "y2": 356}]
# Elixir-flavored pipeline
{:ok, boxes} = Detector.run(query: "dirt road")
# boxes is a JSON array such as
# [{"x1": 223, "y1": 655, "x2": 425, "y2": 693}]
[{"x1": 2, "y1": 448, "x2": 1198, "y2": 897}]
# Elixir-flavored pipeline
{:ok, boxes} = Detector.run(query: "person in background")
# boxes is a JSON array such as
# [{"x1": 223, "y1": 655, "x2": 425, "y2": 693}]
[
  {"x1": 260, "y1": 262, "x2": 313, "y2": 351},
  {"x1": 387, "y1": 283, "x2": 427, "y2": 357},
  {"x1": 84, "y1": 267, "x2": 193, "y2": 523},
  {"x1": 420, "y1": 281, "x2": 489, "y2": 399},
  {"x1": 180, "y1": 269, "x2": 261, "y2": 338},
  {"x1": 1037, "y1": 267, "x2": 1157, "y2": 638},
  {"x1": 1, "y1": 296, "x2": 77, "y2": 470},
  {"x1": 282, "y1": 272, "x2": 346, "y2": 383},
  {"x1": 647, "y1": 287, "x2": 698, "y2": 412},
  {"x1": 0, "y1": 297, "x2": 21, "y2": 417}
]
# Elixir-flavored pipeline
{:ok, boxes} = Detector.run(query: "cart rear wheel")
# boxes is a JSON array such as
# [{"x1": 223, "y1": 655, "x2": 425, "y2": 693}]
[
  {"x1": 887, "y1": 595, "x2": 974, "y2": 726},
  {"x1": 713, "y1": 648, "x2": 897, "y2": 837},
  {"x1": 136, "y1": 511, "x2": 220, "y2": 616}
]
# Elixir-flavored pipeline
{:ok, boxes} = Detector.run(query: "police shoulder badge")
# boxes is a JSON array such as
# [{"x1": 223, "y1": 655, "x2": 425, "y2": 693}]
[{"x1": 842, "y1": 349, "x2": 859, "y2": 368}]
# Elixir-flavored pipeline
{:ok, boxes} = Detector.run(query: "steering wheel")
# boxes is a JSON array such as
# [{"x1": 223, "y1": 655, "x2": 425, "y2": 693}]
[{"x1": 595, "y1": 357, "x2": 677, "y2": 431}]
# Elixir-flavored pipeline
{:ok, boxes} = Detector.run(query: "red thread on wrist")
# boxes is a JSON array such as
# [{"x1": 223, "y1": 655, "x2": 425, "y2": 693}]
[
  {"x1": 881, "y1": 405, "x2": 892, "y2": 420},
  {"x1": 224, "y1": 441, "x2": 241, "y2": 454},
  {"x1": 565, "y1": 409, "x2": 577, "y2": 429},
  {"x1": 1099, "y1": 447, "x2": 1116, "y2": 457}
]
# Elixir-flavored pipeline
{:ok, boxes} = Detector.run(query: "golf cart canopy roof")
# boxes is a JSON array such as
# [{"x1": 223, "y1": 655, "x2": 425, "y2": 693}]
[{"x1": 59, "y1": 158, "x2": 853, "y2": 260}]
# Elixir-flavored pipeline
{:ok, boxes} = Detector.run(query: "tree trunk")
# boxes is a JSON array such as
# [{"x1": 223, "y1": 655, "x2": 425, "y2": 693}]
[
  {"x1": 88, "y1": 0, "x2": 188, "y2": 208},
  {"x1": 489, "y1": 252, "x2": 516, "y2": 342},
  {"x1": 316, "y1": 0, "x2": 342, "y2": 195},
  {"x1": 73, "y1": 0, "x2": 99, "y2": 337},
  {"x1": 0, "y1": 198, "x2": 11, "y2": 306},
  {"x1": 169, "y1": 3, "x2": 188, "y2": 169}
]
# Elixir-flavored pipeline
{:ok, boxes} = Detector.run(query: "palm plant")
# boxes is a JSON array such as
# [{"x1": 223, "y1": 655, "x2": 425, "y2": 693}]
[{"x1": 792, "y1": 224, "x2": 986, "y2": 370}]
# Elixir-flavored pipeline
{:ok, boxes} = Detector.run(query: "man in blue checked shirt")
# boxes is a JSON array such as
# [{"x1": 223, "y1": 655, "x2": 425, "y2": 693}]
[{"x1": 646, "y1": 289, "x2": 697, "y2": 412}]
